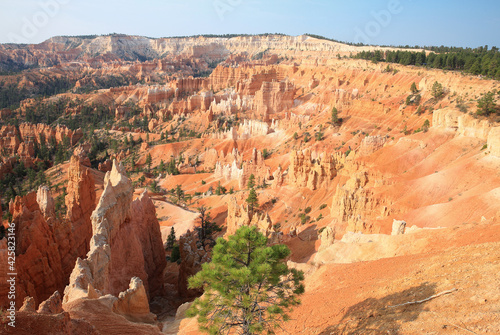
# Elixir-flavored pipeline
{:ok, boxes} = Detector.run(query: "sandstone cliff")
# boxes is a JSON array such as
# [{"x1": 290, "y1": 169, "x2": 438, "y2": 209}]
[
  {"x1": 226, "y1": 196, "x2": 273, "y2": 236},
  {"x1": 63, "y1": 160, "x2": 166, "y2": 304},
  {"x1": 0, "y1": 152, "x2": 97, "y2": 309},
  {"x1": 3, "y1": 192, "x2": 65, "y2": 308},
  {"x1": 177, "y1": 230, "x2": 209, "y2": 298},
  {"x1": 288, "y1": 150, "x2": 337, "y2": 191}
]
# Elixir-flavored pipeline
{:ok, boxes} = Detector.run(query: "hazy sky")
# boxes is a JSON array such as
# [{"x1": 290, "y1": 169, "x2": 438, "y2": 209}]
[{"x1": 1, "y1": 0, "x2": 499, "y2": 47}]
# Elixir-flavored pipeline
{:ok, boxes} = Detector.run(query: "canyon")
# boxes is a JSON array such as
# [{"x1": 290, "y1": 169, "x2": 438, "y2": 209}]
[{"x1": 0, "y1": 34, "x2": 499, "y2": 334}]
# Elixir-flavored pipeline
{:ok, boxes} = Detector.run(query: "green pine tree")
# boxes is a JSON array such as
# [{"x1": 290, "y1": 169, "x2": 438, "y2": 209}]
[
  {"x1": 477, "y1": 91, "x2": 496, "y2": 116},
  {"x1": 175, "y1": 184, "x2": 185, "y2": 205},
  {"x1": 431, "y1": 81, "x2": 444, "y2": 99},
  {"x1": 247, "y1": 174, "x2": 256, "y2": 189},
  {"x1": 145, "y1": 153, "x2": 152, "y2": 172},
  {"x1": 187, "y1": 226, "x2": 305, "y2": 335},
  {"x1": 166, "y1": 227, "x2": 176, "y2": 250},
  {"x1": 195, "y1": 205, "x2": 222, "y2": 251},
  {"x1": 331, "y1": 107, "x2": 339, "y2": 124},
  {"x1": 246, "y1": 188, "x2": 259, "y2": 215},
  {"x1": 410, "y1": 82, "x2": 418, "y2": 94}
]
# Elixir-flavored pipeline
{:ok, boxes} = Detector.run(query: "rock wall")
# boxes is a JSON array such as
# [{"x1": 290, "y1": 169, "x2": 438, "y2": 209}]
[
  {"x1": 239, "y1": 148, "x2": 271, "y2": 189},
  {"x1": 63, "y1": 160, "x2": 166, "y2": 304},
  {"x1": 3, "y1": 192, "x2": 65, "y2": 308},
  {"x1": 0, "y1": 123, "x2": 83, "y2": 178},
  {"x1": 288, "y1": 150, "x2": 337, "y2": 191},
  {"x1": 253, "y1": 80, "x2": 295, "y2": 121},
  {"x1": 331, "y1": 172, "x2": 381, "y2": 234},
  {"x1": 432, "y1": 108, "x2": 492, "y2": 140},
  {"x1": 359, "y1": 135, "x2": 387, "y2": 156},
  {"x1": 63, "y1": 154, "x2": 96, "y2": 270},
  {"x1": 0, "y1": 152, "x2": 97, "y2": 309},
  {"x1": 178, "y1": 230, "x2": 209, "y2": 298},
  {"x1": 226, "y1": 196, "x2": 273, "y2": 237},
  {"x1": 18, "y1": 123, "x2": 83, "y2": 146},
  {"x1": 213, "y1": 148, "x2": 270, "y2": 190},
  {"x1": 487, "y1": 127, "x2": 500, "y2": 157}
]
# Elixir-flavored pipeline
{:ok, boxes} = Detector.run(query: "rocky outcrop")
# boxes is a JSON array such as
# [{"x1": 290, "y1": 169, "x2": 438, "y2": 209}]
[
  {"x1": 432, "y1": 108, "x2": 492, "y2": 140},
  {"x1": 213, "y1": 148, "x2": 270, "y2": 190},
  {"x1": 98, "y1": 159, "x2": 113, "y2": 173},
  {"x1": 18, "y1": 123, "x2": 83, "y2": 147},
  {"x1": 62, "y1": 154, "x2": 96, "y2": 271},
  {"x1": 359, "y1": 135, "x2": 387, "y2": 156},
  {"x1": 318, "y1": 227, "x2": 336, "y2": 253},
  {"x1": 239, "y1": 148, "x2": 271, "y2": 189},
  {"x1": 391, "y1": 220, "x2": 407, "y2": 235},
  {"x1": 0, "y1": 123, "x2": 83, "y2": 178},
  {"x1": 73, "y1": 145, "x2": 91, "y2": 167},
  {"x1": 63, "y1": 160, "x2": 166, "y2": 307},
  {"x1": 226, "y1": 196, "x2": 273, "y2": 237},
  {"x1": 4, "y1": 192, "x2": 65, "y2": 308},
  {"x1": 331, "y1": 172, "x2": 380, "y2": 234},
  {"x1": 253, "y1": 80, "x2": 295, "y2": 121},
  {"x1": 36, "y1": 186, "x2": 55, "y2": 220},
  {"x1": 178, "y1": 230, "x2": 209, "y2": 298},
  {"x1": 238, "y1": 119, "x2": 272, "y2": 139},
  {"x1": 214, "y1": 160, "x2": 243, "y2": 182},
  {"x1": 20, "y1": 296, "x2": 36, "y2": 312},
  {"x1": 0, "y1": 152, "x2": 99, "y2": 309},
  {"x1": 113, "y1": 277, "x2": 157, "y2": 323},
  {"x1": 271, "y1": 166, "x2": 284, "y2": 189},
  {"x1": 37, "y1": 291, "x2": 63, "y2": 314},
  {"x1": 487, "y1": 127, "x2": 500, "y2": 157},
  {"x1": 288, "y1": 150, "x2": 337, "y2": 190}
]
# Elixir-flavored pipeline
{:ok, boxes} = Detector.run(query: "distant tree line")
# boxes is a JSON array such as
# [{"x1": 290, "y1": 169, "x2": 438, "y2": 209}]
[
  {"x1": 305, "y1": 33, "x2": 367, "y2": 46},
  {"x1": 354, "y1": 46, "x2": 500, "y2": 80},
  {"x1": 73, "y1": 74, "x2": 141, "y2": 94},
  {"x1": 162, "y1": 33, "x2": 288, "y2": 39},
  {"x1": 0, "y1": 76, "x2": 74, "y2": 109}
]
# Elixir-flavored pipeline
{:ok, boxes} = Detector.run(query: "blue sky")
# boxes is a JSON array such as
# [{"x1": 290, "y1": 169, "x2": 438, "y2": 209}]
[{"x1": 1, "y1": 0, "x2": 499, "y2": 47}]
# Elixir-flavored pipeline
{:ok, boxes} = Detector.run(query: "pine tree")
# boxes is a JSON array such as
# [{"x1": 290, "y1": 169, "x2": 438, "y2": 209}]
[
  {"x1": 166, "y1": 227, "x2": 176, "y2": 250},
  {"x1": 431, "y1": 81, "x2": 444, "y2": 99},
  {"x1": 331, "y1": 107, "x2": 339, "y2": 124},
  {"x1": 410, "y1": 82, "x2": 418, "y2": 94},
  {"x1": 477, "y1": 91, "x2": 496, "y2": 115},
  {"x1": 145, "y1": 153, "x2": 152, "y2": 172},
  {"x1": 158, "y1": 159, "x2": 165, "y2": 173},
  {"x1": 247, "y1": 174, "x2": 255, "y2": 189},
  {"x1": 195, "y1": 205, "x2": 222, "y2": 251},
  {"x1": 187, "y1": 226, "x2": 305, "y2": 335},
  {"x1": 175, "y1": 184, "x2": 184, "y2": 205},
  {"x1": 246, "y1": 188, "x2": 259, "y2": 215}
]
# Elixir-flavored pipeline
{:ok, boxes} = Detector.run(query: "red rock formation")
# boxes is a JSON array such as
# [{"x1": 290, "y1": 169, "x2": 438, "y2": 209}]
[
  {"x1": 0, "y1": 152, "x2": 97, "y2": 309},
  {"x1": 253, "y1": 80, "x2": 295, "y2": 121},
  {"x1": 177, "y1": 230, "x2": 209, "y2": 298},
  {"x1": 359, "y1": 135, "x2": 387, "y2": 156},
  {"x1": 37, "y1": 291, "x2": 63, "y2": 314},
  {"x1": 64, "y1": 154, "x2": 96, "y2": 262},
  {"x1": 331, "y1": 172, "x2": 381, "y2": 234},
  {"x1": 73, "y1": 146, "x2": 91, "y2": 167},
  {"x1": 238, "y1": 148, "x2": 271, "y2": 189},
  {"x1": 226, "y1": 195, "x2": 273, "y2": 237},
  {"x1": 63, "y1": 160, "x2": 166, "y2": 305},
  {"x1": 288, "y1": 150, "x2": 337, "y2": 191},
  {"x1": 18, "y1": 123, "x2": 83, "y2": 146},
  {"x1": 112, "y1": 277, "x2": 157, "y2": 324},
  {"x1": 3, "y1": 192, "x2": 65, "y2": 308},
  {"x1": 98, "y1": 159, "x2": 113, "y2": 173}
]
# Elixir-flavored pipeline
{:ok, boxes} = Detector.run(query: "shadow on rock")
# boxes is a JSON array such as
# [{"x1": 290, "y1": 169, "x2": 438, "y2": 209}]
[{"x1": 320, "y1": 282, "x2": 437, "y2": 335}]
